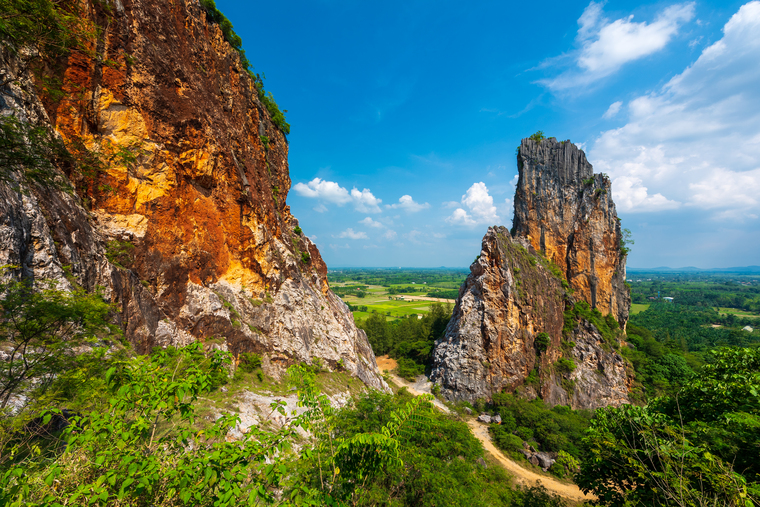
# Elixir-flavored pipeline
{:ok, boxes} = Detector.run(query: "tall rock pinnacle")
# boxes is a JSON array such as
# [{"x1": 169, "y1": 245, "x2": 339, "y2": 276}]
[
  {"x1": 513, "y1": 137, "x2": 630, "y2": 327},
  {"x1": 430, "y1": 136, "x2": 630, "y2": 409}
]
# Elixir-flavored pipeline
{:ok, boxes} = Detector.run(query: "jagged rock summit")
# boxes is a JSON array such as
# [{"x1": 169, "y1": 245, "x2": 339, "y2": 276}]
[
  {"x1": 0, "y1": 0, "x2": 385, "y2": 390},
  {"x1": 514, "y1": 137, "x2": 630, "y2": 326},
  {"x1": 430, "y1": 137, "x2": 630, "y2": 409}
]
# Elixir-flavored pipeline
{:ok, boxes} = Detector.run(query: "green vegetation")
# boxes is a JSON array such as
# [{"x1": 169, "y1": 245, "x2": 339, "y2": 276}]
[
  {"x1": 0, "y1": 0, "x2": 90, "y2": 58},
  {"x1": 529, "y1": 131, "x2": 546, "y2": 143},
  {"x1": 577, "y1": 347, "x2": 760, "y2": 506},
  {"x1": 105, "y1": 239, "x2": 135, "y2": 269},
  {"x1": 629, "y1": 303, "x2": 650, "y2": 314},
  {"x1": 328, "y1": 268, "x2": 468, "y2": 288},
  {"x1": 0, "y1": 116, "x2": 72, "y2": 190},
  {"x1": 0, "y1": 275, "x2": 116, "y2": 411},
  {"x1": 619, "y1": 228, "x2": 634, "y2": 256},
  {"x1": 358, "y1": 303, "x2": 451, "y2": 380},
  {"x1": 488, "y1": 393, "x2": 592, "y2": 466},
  {"x1": 563, "y1": 300, "x2": 621, "y2": 349}
]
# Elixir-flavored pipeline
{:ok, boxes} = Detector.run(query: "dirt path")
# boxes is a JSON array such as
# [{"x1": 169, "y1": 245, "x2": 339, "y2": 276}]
[{"x1": 376, "y1": 356, "x2": 594, "y2": 503}]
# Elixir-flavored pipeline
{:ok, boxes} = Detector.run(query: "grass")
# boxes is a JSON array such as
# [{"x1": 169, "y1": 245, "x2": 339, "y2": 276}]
[
  {"x1": 630, "y1": 303, "x2": 650, "y2": 315},
  {"x1": 718, "y1": 307, "x2": 760, "y2": 319},
  {"x1": 336, "y1": 282, "x2": 447, "y2": 321}
]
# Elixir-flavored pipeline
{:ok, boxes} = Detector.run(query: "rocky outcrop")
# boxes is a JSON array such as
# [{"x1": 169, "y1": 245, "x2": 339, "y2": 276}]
[
  {"x1": 513, "y1": 137, "x2": 629, "y2": 326},
  {"x1": 430, "y1": 136, "x2": 631, "y2": 409},
  {"x1": 0, "y1": 0, "x2": 385, "y2": 390}
]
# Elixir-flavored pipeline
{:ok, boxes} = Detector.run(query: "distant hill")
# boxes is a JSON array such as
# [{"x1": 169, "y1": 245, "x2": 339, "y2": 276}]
[{"x1": 628, "y1": 266, "x2": 760, "y2": 273}]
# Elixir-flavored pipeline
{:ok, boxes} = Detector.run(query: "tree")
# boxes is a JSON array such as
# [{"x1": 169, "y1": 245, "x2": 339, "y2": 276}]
[
  {"x1": 0, "y1": 275, "x2": 113, "y2": 411},
  {"x1": 577, "y1": 348, "x2": 760, "y2": 506}
]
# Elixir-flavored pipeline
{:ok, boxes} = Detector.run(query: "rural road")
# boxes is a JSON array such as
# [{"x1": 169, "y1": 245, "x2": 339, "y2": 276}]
[{"x1": 376, "y1": 356, "x2": 595, "y2": 504}]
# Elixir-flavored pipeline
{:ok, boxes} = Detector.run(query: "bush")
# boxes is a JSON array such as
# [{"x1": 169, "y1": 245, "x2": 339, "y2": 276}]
[
  {"x1": 535, "y1": 332, "x2": 550, "y2": 353},
  {"x1": 515, "y1": 426, "x2": 534, "y2": 441},
  {"x1": 554, "y1": 357, "x2": 576, "y2": 375},
  {"x1": 550, "y1": 450, "x2": 579, "y2": 479},
  {"x1": 238, "y1": 352, "x2": 262, "y2": 373},
  {"x1": 491, "y1": 427, "x2": 524, "y2": 453}
]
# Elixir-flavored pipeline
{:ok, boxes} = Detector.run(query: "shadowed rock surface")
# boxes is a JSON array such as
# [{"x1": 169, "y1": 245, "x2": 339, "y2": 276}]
[{"x1": 0, "y1": 0, "x2": 385, "y2": 390}]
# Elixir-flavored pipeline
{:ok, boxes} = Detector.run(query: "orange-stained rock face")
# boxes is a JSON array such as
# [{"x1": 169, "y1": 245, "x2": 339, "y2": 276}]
[
  {"x1": 0, "y1": 0, "x2": 386, "y2": 390},
  {"x1": 513, "y1": 137, "x2": 630, "y2": 327},
  {"x1": 430, "y1": 227, "x2": 629, "y2": 409}
]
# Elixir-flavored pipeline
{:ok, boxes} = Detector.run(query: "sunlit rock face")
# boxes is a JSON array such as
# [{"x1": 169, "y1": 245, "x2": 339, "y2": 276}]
[
  {"x1": 0, "y1": 0, "x2": 385, "y2": 390},
  {"x1": 430, "y1": 137, "x2": 630, "y2": 409},
  {"x1": 513, "y1": 137, "x2": 630, "y2": 327}
]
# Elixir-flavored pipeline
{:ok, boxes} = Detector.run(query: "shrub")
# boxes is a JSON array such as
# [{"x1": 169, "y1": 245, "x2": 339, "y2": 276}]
[
  {"x1": 105, "y1": 240, "x2": 135, "y2": 269},
  {"x1": 491, "y1": 427, "x2": 524, "y2": 453},
  {"x1": 550, "y1": 450, "x2": 579, "y2": 479},
  {"x1": 555, "y1": 357, "x2": 576, "y2": 375},
  {"x1": 535, "y1": 332, "x2": 550, "y2": 353},
  {"x1": 294, "y1": 225, "x2": 302, "y2": 235},
  {"x1": 515, "y1": 426, "x2": 534, "y2": 441},
  {"x1": 529, "y1": 131, "x2": 546, "y2": 143},
  {"x1": 239, "y1": 352, "x2": 262, "y2": 373}
]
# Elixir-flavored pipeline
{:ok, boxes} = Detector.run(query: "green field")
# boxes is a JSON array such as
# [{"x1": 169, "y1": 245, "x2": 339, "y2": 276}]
[
  {"x1": 718, "y1": 307, "x2": 760, "y2": 319},
  {"x1": 333, "y1": 278, "x2": 457, "y2": 323},
  {"x1": 630, "y1": 303, "x2": 650, "y2": 315}
]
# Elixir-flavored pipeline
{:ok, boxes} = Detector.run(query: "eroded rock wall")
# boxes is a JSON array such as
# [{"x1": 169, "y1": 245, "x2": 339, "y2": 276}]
[
  {"x1": 430, "y1": 227, "x2": 629, "y2": 409},
  {"x1": 513, "y1": 137, "x2": 630, "y2": 327},
  {"x1": 0, "y1": 0, "x2": 385, "y2": 390}
]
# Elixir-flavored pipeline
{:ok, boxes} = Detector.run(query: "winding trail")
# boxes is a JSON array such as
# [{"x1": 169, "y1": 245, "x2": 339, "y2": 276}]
[{"x1": 376, "y1": 356, "x2": 594, "y2": 504}]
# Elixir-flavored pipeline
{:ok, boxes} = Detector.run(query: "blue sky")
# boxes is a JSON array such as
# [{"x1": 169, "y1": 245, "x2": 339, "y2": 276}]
[{"x1": 216, "y1": 0, "x2": 760, "y2": 269}]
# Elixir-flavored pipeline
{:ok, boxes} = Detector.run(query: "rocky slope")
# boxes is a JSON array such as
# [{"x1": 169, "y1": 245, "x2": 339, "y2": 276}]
[
  {"x1": 430, "y1": 137, "x2": 630, "y2": 409},
  {"x1": 0, "y1": 0, "x2": 385, "y2": 390},
  {"x1": 513, "y1": 137, "x2": 630, "y2": 326}
]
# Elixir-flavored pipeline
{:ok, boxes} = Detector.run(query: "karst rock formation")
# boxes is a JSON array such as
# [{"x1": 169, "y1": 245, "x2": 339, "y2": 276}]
[
  {"x1": 0, "y1": 0, "x2": 385, "y2": 390},
  {"x1": 431, "y1": 137, "x2": 631, "y2": 409}
]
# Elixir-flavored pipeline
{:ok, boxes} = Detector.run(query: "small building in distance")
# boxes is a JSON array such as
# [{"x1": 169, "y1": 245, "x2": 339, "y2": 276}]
[
  {"x1": 663, "y1": 297, "x2": 674, "y2": 302},
  {"x1": 743, "y1": 325, "x2": 754, "y2": 332}
]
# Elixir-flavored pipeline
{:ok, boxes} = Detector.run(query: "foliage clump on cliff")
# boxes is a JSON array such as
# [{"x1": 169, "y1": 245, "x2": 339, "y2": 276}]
[{"x1": 199, "y1": 0, "x2": 290, "y2": 135}]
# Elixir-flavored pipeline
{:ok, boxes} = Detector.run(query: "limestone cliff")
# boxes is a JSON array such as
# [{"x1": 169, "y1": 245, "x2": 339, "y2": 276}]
[
  {"x1": 430, "y1": 137, "x2": 630, "y2": 409},
  {"x1": 513, "y1": 137, "x2": 630, "y2": 326},
  {"x1": 0, "y1": 0, "x2": 385, "y2": 390}
]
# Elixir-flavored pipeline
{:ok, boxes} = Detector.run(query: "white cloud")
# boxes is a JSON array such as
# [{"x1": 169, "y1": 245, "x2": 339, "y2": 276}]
[
  {"x1": 359, "y1": 217, "x2": 384, "y2": 228},
  {"x1": 350, "y1": 187, "x2": 383, "y2": 213},
  {"x1": 540, "y1": 1, "x2": 694, "y2": 91},
  {"x1": 336, "y1": 228, "x2": 368, "y2": 240},
  {"x1": 446, "y1": 182, "x2": 501, "y2": 227},
  {"x1": 293, "y1": 178, "x2": 382, "y2": 213},
  {"x1": 603, "y1": 100, "x2": 623, "y2": 119},
  {"x1": 387, "y1": 195, "x2": 430, "y2": 212},
  {"x1": 441, "y1": 201, "x2": 460, "y2": 208},
  {"x1": 294, "y1": 178, "x2": 350, "y2": 204},
  {"x1": 313, "y1": 204, "x2": 328, "y2": 213},
  {"x1": 383, "y1": 230, "x2": 398, "y2": 240},
  {"x1": 590, "y1": 1, "x2": 760, "y2": 218}
]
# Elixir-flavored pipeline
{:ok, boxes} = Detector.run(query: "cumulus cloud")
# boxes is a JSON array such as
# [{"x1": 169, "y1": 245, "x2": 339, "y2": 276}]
[
  {"x1": 590, "y1": 1, "x2": 760, "y2": 218},
  {"x1": 350, "y1": 187, "x2": 383, "y2": 213},
  {"x1": 540, "y1": 1, "x2": 694, "y2": 91},
  {"x1": 383, "y1": 230, "x2": 398, "y2": 240},
  {"x1": 293, "y1": 178, "x2": 382, "y2": 213},
  {"x1": 603, "y1": 100, "x2": 623, "y2": 119},
  {"x1": 336, "y1": 228, "x2": 368, "y2": 240},
  {"x1": 446, "y1": 182, "x2": 501, "y2": 227},
  {"x1": 359, "y1": 217, "x2": 384, "y2": 228},
  {"x1": 387, "y1": 195, "x2": 430, "y2": 212}
]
